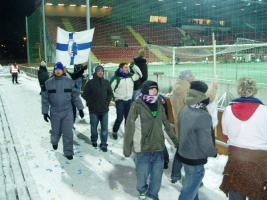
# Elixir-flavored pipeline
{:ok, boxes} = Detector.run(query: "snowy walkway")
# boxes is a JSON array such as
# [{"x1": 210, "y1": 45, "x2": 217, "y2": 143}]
[{"x1": 0, "y1": 67, "x2": 228, "y2": 200}]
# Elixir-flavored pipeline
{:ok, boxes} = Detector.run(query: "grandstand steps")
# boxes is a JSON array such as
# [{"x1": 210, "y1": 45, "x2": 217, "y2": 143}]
[
  {"x1": 126, "y1": 26, "x2": 147, "y2": 47},
  {"x1": 127, "y1": 26, "x2": 170, "y2": 63},
  {"x1": 62, "y1": 18, "x2": 75, "y2": 32},
  {"x1": 148, "y1": 48, "x2": 171, "y2": 63},
  {"x1": 177, "y1": 27, "x2": 186, "y2": 37}
]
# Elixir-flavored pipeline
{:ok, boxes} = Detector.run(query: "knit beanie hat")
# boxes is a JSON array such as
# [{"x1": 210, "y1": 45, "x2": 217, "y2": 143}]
[
  {"x1": 95, "y1": 65, "x2": 104, "y2": 73},
  {"x1": 190, "y1": 80, "x2": 208, "y2": 93},
  {"x1": 186, "y1": 81, "x2": 209, "y2": 106},
  {"x1": 54, "y1": 62, "x2": 64, "y2": 72},
  {"x1": 141, "y1": 80, "x2": 158, "y2": 95},
  {"x1": 179, "y1": 69, "x2": 193, "y2": 80}
]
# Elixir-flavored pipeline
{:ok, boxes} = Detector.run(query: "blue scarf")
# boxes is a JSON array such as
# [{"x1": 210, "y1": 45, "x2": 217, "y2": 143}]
[
  {"x1": 231, "y1": 97, "x2": 263, "y2": 105},
  {"x1": 118, "y1": 70, "x2": 129, "y2": 78}
]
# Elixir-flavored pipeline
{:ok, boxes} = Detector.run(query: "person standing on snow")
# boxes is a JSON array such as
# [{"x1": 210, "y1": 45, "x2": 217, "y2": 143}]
[
  {"x1": 110, "y1": 62, "x2": 142, "y2": 140},
  {"x1": 82, "y1": 65, "x2": 113, "y2": 152},
  {"x1": 177, "y1": 81, "x2": 217, "y2": 200},
  {"x1": 220, "y1": 77, "x2": 267, "y2": 200},
  {"x1": 132, "y1": 49, "x2": 148, "y2": 100},
  {"x1": 10, "y1": 63, "x2": 20, "y2": 84},
  {"x1": 37, "y1": 61, "x2": 49, "y2": 94},
  {"x1": 169, "y1": 69, "x2": 218, "y2": 184},
  {"x1": 41, "y1": 62, "x2": 84, "y2": 160},
  {"x1": 123, "y1": 80, "x2": 178, "y2": 200}
]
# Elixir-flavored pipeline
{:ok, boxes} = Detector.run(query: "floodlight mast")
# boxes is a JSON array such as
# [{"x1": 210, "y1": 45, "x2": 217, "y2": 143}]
[{"x1": 42, "y1": 0, "x2": 47, "y2": 62}]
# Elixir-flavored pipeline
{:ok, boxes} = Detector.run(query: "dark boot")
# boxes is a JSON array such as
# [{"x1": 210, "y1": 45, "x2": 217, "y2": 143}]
[
  {"x1": 52, "y1": 144, "x2": 58, "y2": 150},
  {"x1": 112, "y1": 132, "x2": 118, "y2": 140},
  {"x1": 65, "y1": 155, "x2": 73, "y2": 160}
]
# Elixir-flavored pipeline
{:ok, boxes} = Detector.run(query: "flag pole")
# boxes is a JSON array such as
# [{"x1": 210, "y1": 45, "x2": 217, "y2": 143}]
[
  {"x1": 86, "y1": 0, "x2": 92, "y2": 79},
  {"x1": 42, "y1": 0, "x2": 47, "y2": 62}
]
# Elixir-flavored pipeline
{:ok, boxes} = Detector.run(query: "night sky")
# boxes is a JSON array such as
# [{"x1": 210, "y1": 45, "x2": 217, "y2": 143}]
[{"x1": 0, "y1": 0, "x2": 38, "y2": 63}]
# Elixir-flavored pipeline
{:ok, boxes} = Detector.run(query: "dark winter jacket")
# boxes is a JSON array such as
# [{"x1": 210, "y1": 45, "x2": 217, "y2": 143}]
[
  {"x1": 82, "y1": 74, "x2": 112, "y2": 113},
  {"x1": 68, "y1": 69, "x2": 84, "y2": 80},
  {"x1": 133, "y1": 56, "x2": 148, "y2": 90},
  {"x1": 37, "y1": 66, "x2": 49, "y2": 92}
]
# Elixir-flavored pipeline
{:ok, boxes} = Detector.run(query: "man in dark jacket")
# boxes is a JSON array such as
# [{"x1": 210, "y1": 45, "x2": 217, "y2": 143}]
[
  {"x1": 82, "y1": 65, "x2": 112, "y2": 152},
  {"x1": 37, "y1": 61, "x2": 49, "y2": 94},
  {"x1": 132, "y1": 49, "x2": 148, "y2": 100}
]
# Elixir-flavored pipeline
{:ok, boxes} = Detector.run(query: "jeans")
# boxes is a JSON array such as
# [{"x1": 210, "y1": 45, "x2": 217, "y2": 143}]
[
  {"x1": 178, "y1": 164, "x2": 205, "y2": 200},
  {"x1": 132, "y1": 89, "x2": 141, "y2": 101},
  {"x1": 74, "y1": 77, "x2": 82, "y2": 90},
  {"x1": 113, "y1": 100, "x2": 131, "y2": 133},
  {"x1": 171, "y1": 149, "x2": 182, "y2": 181},
  {"x1": 229, "y1": 191, "x2": 254, "y2": 200},
  {"x1": 134, "y1": 152, "x2": 164, "y2": 200},
  {"x1": 89, "y1": 112, "x2": 108, "y2": 147}
]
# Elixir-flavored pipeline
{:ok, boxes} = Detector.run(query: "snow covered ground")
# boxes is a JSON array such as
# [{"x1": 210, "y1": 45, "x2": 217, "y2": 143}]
[{"x1": 0, "y1": 66, "x2": 228, "y2": 200}]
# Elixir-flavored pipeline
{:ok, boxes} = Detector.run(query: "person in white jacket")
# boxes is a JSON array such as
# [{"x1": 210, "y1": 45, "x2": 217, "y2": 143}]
[
  {"x1": 110, "y1": 63, "x2": 142, "y2": 139},
  {"x1": 220, "y1": 77, "x2": 267, "y2": 200}
]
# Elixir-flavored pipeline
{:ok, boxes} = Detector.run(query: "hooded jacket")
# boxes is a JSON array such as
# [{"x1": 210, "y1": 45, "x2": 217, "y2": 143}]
[
  {"x1": 222, "y1": 98, "x2": 267, "y2": 150},
  {"x1": 123, "y1": 98, "x2": 178, "y2": 157},
  {"x1": 170, "y1": 79, "x2": 217, "y2": 137},
  {"x1": 220, "y1": 98, "x2": 267, "y2": 200},
  {"x1": 82, "y1": 73, "x2": 112, "y2": 113},
  {"x1": 177, "y1": 89, "x2": 217, "y2": 165}
]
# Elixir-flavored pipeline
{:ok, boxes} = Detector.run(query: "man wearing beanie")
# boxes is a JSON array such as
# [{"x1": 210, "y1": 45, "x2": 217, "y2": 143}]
[
  {"x1": 82, "y1": 65, "x2": 112, "y2": 152},
  {"x1": 220, "y1": 77, "x2": 267, "y2": 200},
  {"x1": 37, "y1": 61, "x2": 49, "y2": 94},
  {"x1": 177, "y1": 80, "x2": 217, "y2": 200},
  {"x1": 169, "y1": 69, "x2": 217, "y2": 184},
  {"x1": 41, "y1": 62, "x2": 84, "y2": 160},
  {"x1": 123, "y1": 80, "x2": 178, "y2": 200}
]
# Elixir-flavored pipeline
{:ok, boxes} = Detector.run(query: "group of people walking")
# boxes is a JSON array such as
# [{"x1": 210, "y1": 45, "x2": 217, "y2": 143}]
[{"x1": 37, "y1": 48, "x2": 267, "y2": 200}]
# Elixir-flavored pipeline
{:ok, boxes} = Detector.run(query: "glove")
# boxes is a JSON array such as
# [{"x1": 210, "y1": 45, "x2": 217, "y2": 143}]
[
  {"x1": 43, "y1": 114, "x2": 50, "y2": 122},
  {"x1": 79, "y1": 110, "x2": 84, "y2": 118}
]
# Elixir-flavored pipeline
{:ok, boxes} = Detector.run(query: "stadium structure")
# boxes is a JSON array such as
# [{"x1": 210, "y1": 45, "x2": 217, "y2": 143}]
[{"x1": 26, "y1": 0, "x2": 267, "y2": 99}]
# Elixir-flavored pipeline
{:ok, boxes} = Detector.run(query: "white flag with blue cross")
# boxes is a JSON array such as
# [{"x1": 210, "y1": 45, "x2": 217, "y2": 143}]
[{"x1": 56, "y1": 27, "x2": 94, "y2": 67}]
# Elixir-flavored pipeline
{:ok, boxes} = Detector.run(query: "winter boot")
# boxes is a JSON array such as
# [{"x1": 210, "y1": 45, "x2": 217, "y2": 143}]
[
  {"x1": 92, "y1": 142, "x2": 97, "y2": 148},
  {"x1": 52, "y1": 144, "x2": 58, "y2": 150},
  {"x1": 65, "y1": 155, "x2": 73, "y2": 160},
  {"x1": 112, "y1": 132, "x2": 118, "y2": 140},
  {"x1": 100, "y1": 146, "x2": 107, "y2": 152}
]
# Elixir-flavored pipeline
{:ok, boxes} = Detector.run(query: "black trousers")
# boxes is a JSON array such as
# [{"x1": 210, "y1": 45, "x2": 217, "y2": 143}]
[{"x1": 12, "y1": 73, "x2": 18, "y2": 83}]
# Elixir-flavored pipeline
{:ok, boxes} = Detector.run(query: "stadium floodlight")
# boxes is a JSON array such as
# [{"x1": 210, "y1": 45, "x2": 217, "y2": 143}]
[
  {"x1": 92, "y1": 5, "x2": 98, "y2": 8},
  {"x1": 102, "y1": 6, "x2": 109, "y2": 9},
  {"x1": 46, "y1": 3, "x2": 53, "y2": 6},
  {"x1": 70, "y1": 4, "x2": 77, "y2": 7},
  {"x1": 177, "y1": 1, "x2": 183, "y2": 3},
  {"x1": 58, "y1": 3, "x2": 65, "y2": 6},
  {"x1": 81, "y1": 4, "x2": 86, "y2": 7}
]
